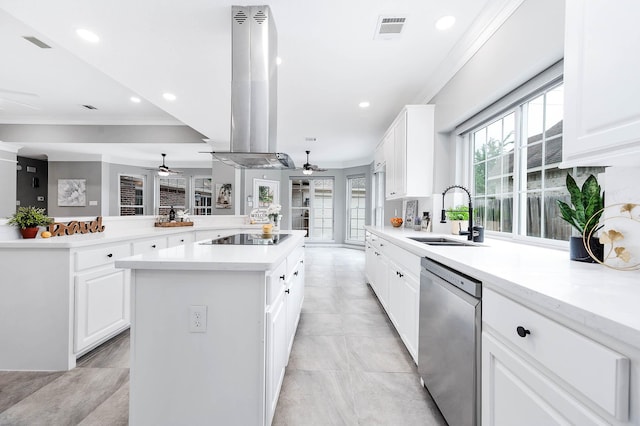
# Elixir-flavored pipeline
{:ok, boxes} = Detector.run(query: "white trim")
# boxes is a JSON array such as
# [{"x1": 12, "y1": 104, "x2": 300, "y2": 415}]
[{"x1": 0, "y1": 142, "x2": 21, "y2": 154}]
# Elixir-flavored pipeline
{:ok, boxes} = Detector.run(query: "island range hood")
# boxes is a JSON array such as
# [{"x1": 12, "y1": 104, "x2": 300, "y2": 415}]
[{"x1": 212, "y1": 5, "x2": 295, "y2": 170}]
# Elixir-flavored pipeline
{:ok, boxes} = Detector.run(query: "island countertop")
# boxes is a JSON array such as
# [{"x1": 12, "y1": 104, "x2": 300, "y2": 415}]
[
  {"x1": 365, "y1": 225, "x2": 640, "y2": 349},
  {"x1": 115, "y1": 230, "x2": 307, "y2": 272}
]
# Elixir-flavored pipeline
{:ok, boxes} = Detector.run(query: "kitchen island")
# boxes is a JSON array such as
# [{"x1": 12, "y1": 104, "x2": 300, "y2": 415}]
[{"x1": 115, "y1": 230, "x2": 306, "y2": 426}]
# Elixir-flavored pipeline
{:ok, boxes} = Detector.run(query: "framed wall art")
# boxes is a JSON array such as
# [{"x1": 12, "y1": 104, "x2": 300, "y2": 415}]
[
  {"x1": 253, "y1": 178, "x2": 279, "y2": 208},
  {"x1": 215, "y1": 183, "x2": 232, "y2": 209},
  {"x1": 404, "y1": 199, "x2": 418, "y2": 228},
  {"x1": 58, "y1": 179, "x2": 86, "y2": 207}
]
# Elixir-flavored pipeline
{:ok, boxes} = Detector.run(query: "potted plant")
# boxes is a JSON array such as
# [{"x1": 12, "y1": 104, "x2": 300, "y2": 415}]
[
  {"x1": 557, "y1": 173, "x2": 604, "y2": 262},
  {"x1": 7, "y1": 206, "x2": 54, "y2": 239},
  {"x1": 446, "y1": 205, "x2": 469, "y2": 235}
]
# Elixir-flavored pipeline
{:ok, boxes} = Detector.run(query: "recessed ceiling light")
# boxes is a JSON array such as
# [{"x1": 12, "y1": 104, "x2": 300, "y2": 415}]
[
  {"x1": 276, "y1": 57, "x2": 282, "y2": 65},
  {"x1": 130, "y1": 96, "x2": 141, "y2": 103},
  {"x1": 359, "y1": 101, "x2": 370, "y2": 108},
  {"x1": 76, "y1": 28, "x2": 100, "y2": 43},
  {"x1": 435, "y1": 15, "x2": 456, "y2": 31},
  {"x1": 163, "y1": 93, "x2": 177, "y2": 101}
]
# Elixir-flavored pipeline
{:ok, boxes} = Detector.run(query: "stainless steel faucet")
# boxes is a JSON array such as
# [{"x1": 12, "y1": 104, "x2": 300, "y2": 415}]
[{"x1": 440, "y1": 185, "x2": 473, "y2": 241}]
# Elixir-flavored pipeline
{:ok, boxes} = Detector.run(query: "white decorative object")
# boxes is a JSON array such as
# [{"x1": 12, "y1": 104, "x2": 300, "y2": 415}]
[{"x1": 58, "y1": 179, "x2": 86, "y2": 206}]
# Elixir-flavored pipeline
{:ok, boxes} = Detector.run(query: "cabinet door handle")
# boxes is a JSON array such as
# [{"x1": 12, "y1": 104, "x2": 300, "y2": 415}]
[
  {"x1": 380, "y1": 243, "x2": 384, "y2": 247},
  {"x1": 285, "y1": 289, "x2": 290, "y2": 294},
  {"x1": 280, "y1": 274, "x2": 286, "y2": 280},
  {"x1": 180, "y1": 239, "x2": 184, "y2": 242},
  {"x1": 516, "y1": 326, "x2": 531, "y2": 338},
  {"x1": 151, "y1": 244, "x2": 157, "y2": 248},
  {"x1": 294, "y1": 271, "x2": 299, "y2": 276},
  {"x1": 107, "y1": 253, "x2": 113, "y2": 258},
  {"x1": 300, "y1": 260, "x2": 304, "y2": 264}
]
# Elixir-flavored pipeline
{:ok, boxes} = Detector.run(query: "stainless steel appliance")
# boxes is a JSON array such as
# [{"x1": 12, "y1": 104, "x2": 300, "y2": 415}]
[
  {"x1": 418, "y1": 257, "x2": 481, "y2": 426},
  {"x1": 199, "y1": 233, "x2": 290, "y2": 246}
]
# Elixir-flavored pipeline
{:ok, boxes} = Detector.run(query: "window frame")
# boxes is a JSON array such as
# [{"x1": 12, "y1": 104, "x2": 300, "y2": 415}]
[
  {"x1": 118, "y1": 173, "x2": 146, "y2": 216},
  {"x1": 155, "y1": 175, "x2": 188, "y2": 216},
  {"x1": 345, "y1": 174, "x2": 366, "y2": 245},
  {"x1": 192, "y1": 175, "x2": 213, "y2": 216}
]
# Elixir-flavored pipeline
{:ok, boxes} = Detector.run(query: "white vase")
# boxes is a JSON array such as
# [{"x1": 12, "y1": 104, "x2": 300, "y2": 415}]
[{"x1": 450, "y1": 220, "x2": 468, "y2": 235}]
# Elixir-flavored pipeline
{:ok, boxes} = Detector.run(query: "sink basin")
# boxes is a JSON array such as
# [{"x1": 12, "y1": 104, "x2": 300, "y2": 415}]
[{"x1": 408, "y1": 237, "x2": 476, "y2": 246}]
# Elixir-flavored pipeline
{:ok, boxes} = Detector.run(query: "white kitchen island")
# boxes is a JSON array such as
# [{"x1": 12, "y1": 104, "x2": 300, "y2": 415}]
[{"x1": 115, "y1": 230, "x2": 306, "y2": 426}]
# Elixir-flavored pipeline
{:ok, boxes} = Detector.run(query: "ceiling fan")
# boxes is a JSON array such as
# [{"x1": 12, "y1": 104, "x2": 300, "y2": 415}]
[
  {"x1": 147, "y1": 153, "x2": 181, "y2": 176},
  {"x1": 301, "y1": 150, "x2": 327, "y2": 175}
]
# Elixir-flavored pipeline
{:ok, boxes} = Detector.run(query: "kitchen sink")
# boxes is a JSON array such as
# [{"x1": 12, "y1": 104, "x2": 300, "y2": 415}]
[{"x1": 408, "y1": 237, "x2": 476, "y2": 246}]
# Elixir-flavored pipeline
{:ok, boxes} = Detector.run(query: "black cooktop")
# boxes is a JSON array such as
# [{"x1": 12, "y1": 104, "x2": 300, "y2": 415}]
[{"x1": 200, "y1": 233, "x2": 291, "y2": 246}]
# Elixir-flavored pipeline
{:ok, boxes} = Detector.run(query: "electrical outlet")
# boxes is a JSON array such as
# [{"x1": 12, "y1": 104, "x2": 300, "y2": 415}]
[{"x1": 189, "y1": 305, "x2": 207, "y2": 333}]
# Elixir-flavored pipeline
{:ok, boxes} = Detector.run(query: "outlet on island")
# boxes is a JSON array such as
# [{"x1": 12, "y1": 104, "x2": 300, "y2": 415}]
[{"x1": 189, "y1": 305, "x2": 207, "y2": 333}]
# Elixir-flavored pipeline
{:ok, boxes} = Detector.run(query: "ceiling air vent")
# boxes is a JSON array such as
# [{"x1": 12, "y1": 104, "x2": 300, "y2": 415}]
[
  {"x1": 374, "y1": 16, "x2": 406, "y2": 40},
  {"x1": 82, "y1": 104, "x2": 98, "y2": 110},
  {"x1": 22, "y1": 36, "x2": 51, "y2": 49}
]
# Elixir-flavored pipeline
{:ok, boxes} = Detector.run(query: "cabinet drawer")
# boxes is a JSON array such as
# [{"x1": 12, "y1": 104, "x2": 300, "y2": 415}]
[
  {"x1": 132, "y1": 238, "x2": 168, "y2": 255},
  {"x1": 385, "y1": 243, "x2": 420, "y2": 277},
  {"x1": 286, "y1": 246, "x2": 304, "y2": 277},
  {"x1": 266, "y1": 261, "x2": 287, "y2": 306},
  {"x1": 483, "y1": 288, "x2": 629, "y2": 420},
  {"x1": 167, "y1": 232, "x2": 194, "y2": 248},
  {"x1": 75, "y1": 244, "x2": 131, "y2": 271}
]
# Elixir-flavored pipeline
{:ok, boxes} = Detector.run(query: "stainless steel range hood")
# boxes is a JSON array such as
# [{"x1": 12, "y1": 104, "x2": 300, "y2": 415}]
[{"x1": 212, "y1": 5, "x2": 295, "y2": 170}]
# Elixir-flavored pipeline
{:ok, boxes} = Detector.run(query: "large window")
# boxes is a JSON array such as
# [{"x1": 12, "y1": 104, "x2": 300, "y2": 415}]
[
  {"x1": 470, "y1": 82, "x2": 604, "y2": 242},
  {"x1": 346, "y1": 175, "x2": 366, "y2": 243},
  {"x1": 193, "y1": 177, "x2": 213, "y2": 215},
  {"x1": 119, "y1": 174, "x2": 145, "y2": 216},
  {"x1": 158, "y1": 177, "x2": 186, "y2": 215},
  {"x1": 290, "y1": 177, "x2": 334, "y2": 241}
]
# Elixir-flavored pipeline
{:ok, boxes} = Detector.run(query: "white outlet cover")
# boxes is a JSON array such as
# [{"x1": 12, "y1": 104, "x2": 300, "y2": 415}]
[
  {"x1": 189, "y1": 305, "x2": 207, "y2": 333},
  {"x1": 89, "y1": 200, "x2": 98, "y2": 206}
]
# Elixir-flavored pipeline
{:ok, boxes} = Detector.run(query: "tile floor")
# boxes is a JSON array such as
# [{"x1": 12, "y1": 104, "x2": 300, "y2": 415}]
[{"x1": 0, "y1": 247, "x2": 446, "y2": 425}]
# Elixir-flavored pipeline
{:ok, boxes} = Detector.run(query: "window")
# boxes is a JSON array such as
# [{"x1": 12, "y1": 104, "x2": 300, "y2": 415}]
[
  {"x1": 193, "y1": 177, "x2": 213, "y2": 215},
  {"x1": 469, "y1": 82, "x2": 604, "y2": 242},
  {"x1": 158, "y1": 177, "x2": 186, "y2": 215},
  {"x1": 119, "y1": 174, "x2": 145, "y2": 215},
  {"x1": 290, "y1": 177, "x2": 334, "y2": 241},
  {"x1": 346, "y1": 175, "x2": 366, "y2": 243}
]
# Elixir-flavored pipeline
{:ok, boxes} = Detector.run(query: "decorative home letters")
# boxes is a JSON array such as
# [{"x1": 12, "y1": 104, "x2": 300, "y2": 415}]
[{"x1": 48, "y1": 217, "x2": 105, "y2": 237}]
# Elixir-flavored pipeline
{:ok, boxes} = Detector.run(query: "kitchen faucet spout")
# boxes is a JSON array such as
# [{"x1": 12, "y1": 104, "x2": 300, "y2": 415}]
[{"x1": 440, "y1": 185, "x2": 474, "y2": 241}]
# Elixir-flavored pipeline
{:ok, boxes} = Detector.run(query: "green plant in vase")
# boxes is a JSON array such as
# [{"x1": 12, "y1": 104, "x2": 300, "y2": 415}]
[{"x1": 557, "y1": 174, "x2": 604, "y2": 262}]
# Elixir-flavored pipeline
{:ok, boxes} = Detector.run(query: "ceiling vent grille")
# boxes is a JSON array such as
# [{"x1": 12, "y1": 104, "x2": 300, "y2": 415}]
[
  {"x1": 82, "y1": 104, "x2": 98, "y2": 110},
  {"x1": 234, "y1": 10, "x2": 248, "y2": 25},
  {"x1": 22, "y1": 36, "x2": 51, "y2": 49},
  {"x1": 374, "y1": 16, "x2": 406, "y2": 39}
]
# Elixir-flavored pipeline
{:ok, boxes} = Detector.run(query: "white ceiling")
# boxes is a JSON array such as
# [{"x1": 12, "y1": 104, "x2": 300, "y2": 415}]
[{"x1": 0, "y1": 0, "x2": 520, "y2": 169}]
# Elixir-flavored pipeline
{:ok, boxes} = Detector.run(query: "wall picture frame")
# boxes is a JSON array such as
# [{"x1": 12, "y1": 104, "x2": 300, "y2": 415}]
[
  {"x1": 253, "y1": 178, "x2": 279, "y2": 208},
  {"x1": 404, "y1": 199, "x2": 418, "y2": 228},
  {"x1": 57, "y1": 179, "x2": 86, "y2": 207},
  {"x1": 215, "y1": 183, "x2": 232, "y2": 209}
]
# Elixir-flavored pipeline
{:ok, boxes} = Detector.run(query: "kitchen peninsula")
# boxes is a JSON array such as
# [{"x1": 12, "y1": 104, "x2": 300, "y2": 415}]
[{"x1": 115, "y1": 230, "x2": 306, "y2": 426}]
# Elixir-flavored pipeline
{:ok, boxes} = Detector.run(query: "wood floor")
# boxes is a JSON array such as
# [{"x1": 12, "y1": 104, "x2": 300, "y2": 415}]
[{"x1": 0, "y1": 247, "x2": 446, "y2": 425}]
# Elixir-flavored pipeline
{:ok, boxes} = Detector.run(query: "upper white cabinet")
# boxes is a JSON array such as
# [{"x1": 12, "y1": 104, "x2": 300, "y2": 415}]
[
  {"x1": 384, "y1": 105, "x2": 434, "y2": 199},
  {"x1": 373, "y1": 140, "x2": 385, "y2": 172},
  {"x1": 563, "y1": 0, "x2": 640, "y2": 166}
]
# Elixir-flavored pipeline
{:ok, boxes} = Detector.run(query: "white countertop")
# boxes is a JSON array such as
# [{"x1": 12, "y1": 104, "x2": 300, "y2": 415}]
[
  {"x1": 0, "y1": 224, "x2": 262, "y2": 249},
  {"x1": 116, "y1": 230, "x2": 306, "y2": 272},
  {"x1": 366, "y1": 226, "x2": 640, "y2": 348}
]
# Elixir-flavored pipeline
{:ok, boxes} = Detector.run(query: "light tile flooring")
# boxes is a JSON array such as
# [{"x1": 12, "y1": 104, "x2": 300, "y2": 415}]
[{"x1": 0, "y1": 247, "x2": 446, "y2": 425}]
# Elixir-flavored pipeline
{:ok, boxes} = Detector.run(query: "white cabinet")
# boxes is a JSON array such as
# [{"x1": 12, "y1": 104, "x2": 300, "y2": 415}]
[
  {"x1": 482, "y1": 288, "x2": 630, "y2": 424},
  {"x1": 383, "y1": 105, "x2": 434, "y2": 199},
  {"x1": 387, "y1": 260, "x2": 419, "y2": 363},
  {"x1": 563, "y1": 0, "x2": 640, "y2": 166},
  {"x1": 285, "y1": 255, "x2": 305, "y2": 356},
  {"x1": 167, "y1": 232, "x2": 194, "y2": 247},
  {"x1": 373, "y1": 140, "x2": 385, "y2": 172},
  {"x1": 132, "y1": 237, "x2": 168, "y2": 255},
  {"x1": 74, "y1": 268, "x2": 130, "y2": 353},
  {"x1": 266, "y1": 288, "x2": 287, "y2": 425}
]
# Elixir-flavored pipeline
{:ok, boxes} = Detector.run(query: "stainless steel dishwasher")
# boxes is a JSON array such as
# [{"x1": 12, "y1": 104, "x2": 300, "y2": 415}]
[{"x1": 418, "y1": 257, "x2": 481, "y2": 426}]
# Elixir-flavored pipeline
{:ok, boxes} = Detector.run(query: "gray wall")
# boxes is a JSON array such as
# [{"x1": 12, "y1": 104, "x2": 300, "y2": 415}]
[
  {"x1": 0, "y1": 150, "x2": 17, "y2": 218},
  {"x1": 16, "y1": 156, "x2": 49, "y2": 214},
  {"x1": 241, "y1": 165, "x2": 371, "y2": 245},
  {"x1": 428, "y1": 0, "x2": 565, "y2": 192},
  {"x1": 48, "y1": 161, "x2": 102, "y2": 217},
  {"x1": 107, "y1": 160, "x2": 237, "y2": 216}
]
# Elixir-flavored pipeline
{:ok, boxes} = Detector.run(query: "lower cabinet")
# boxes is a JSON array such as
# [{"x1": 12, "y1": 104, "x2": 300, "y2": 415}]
[
  {"x1": 387, "y1": 261, "x2": 419, "y2": 362},
  {"x1": 482, "y1": 288, "x2": 630, "y2": 425},
  {"x1": 266, "y1": 289, "x2": 288, "y2": 425},
  {"x1": 286, "y1": 258, "x2": 305, "y2": 356},
  {"x1": 75, "y1": 267, "x2": 130, "y2": 353}
]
